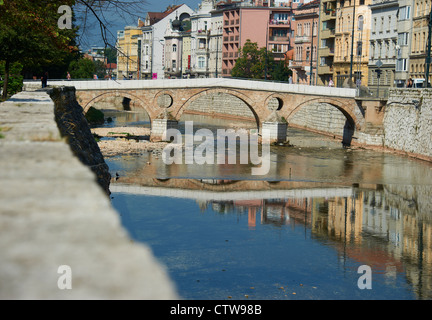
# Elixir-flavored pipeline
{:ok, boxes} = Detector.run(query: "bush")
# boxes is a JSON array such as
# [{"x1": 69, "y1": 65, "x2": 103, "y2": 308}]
[{"x1": 85, "y1": 107, "x2": 105, "y2": 125}]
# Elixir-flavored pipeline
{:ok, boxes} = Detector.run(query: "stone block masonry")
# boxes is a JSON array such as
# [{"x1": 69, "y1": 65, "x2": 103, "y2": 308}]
[
  {"x1": 0, "y1": 89, "x2": 178, "y2": 299},
  {"x1": 384, "y1": 89, "x2": 432, "y2": 161}
]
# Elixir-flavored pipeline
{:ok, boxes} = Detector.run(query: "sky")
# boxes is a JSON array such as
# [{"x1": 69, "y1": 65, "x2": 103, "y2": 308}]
[{"x1": 77, "y1": 0, "x2": 202, "y2": 51}]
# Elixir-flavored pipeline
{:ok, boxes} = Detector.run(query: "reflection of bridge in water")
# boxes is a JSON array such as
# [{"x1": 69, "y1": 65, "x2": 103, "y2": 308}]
[
  {"x1": 110, "y1": 182, "x2": 353, "y2": 201},
  {"x1": 110, "y1": 178, "x2": 432, "y2": 299}
]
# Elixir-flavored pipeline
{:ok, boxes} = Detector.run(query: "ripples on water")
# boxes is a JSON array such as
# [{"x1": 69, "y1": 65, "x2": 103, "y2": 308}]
[{"x1": 103, "y1": 111, "x2": 432, "y2": 300}]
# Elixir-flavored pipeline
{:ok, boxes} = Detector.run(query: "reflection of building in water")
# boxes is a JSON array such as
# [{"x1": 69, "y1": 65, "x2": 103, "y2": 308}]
[{"x1": 205, "y1": 187, "x2": 432, "y2": 299}]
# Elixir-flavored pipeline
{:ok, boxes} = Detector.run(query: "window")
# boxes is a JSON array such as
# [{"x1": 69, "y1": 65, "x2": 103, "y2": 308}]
[
  {"x1": 172, "y1": 60, "x2": 176, "y2": 70},
  {"x1": 357, "y1": 41, "x2": 363, "y2": 56},
  {"x1": 173, "y1": 44, "x2": 177, "y2": 52},
  {"x1": 297, "y1": 24, "x2": 302, "y2": 36},
  {"x1": 398, "y1": 33, "x2": 409, "y2": 46},
  {"x1": 198, "y1": 56, "x2": 205, "y2": 69},
  {"x1": 199, "y1": 39, "x2": 206, "y2": 49},
  {"x1": 321, "y1": 39, "x2": 327, "y2": 48},
  {"x1": 396, "y1": 58, "x2": 408, "y2": 71},
  {"x1": 320, "y1": 57, "x2": 326, "y2": 66},
  {"x1": 358, "y1": 15, "x2": 364, "y2": 31},
  {"x1": 398, "y1": 6, "x2": 411, "y2": 20},
  {"x1": 275, "y1": 13, "x2": 288, "y2": 21}
]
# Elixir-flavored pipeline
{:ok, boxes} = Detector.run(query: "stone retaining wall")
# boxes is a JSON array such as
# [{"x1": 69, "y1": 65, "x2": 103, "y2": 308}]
[
  {"x1": 384, "y1": 89, "x2": 432, "y2": 161},
  {"x1": 0, "y1": 89, "x2": 178, "y2": 299}
]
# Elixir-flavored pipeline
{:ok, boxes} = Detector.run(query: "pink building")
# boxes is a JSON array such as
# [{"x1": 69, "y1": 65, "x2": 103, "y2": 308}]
[
  {"x1": 290, "y1": 0, "x2": 320, "y2": 84},
  {"x1": 220, "y1": 1, "x2": 300, "y2": 77}
]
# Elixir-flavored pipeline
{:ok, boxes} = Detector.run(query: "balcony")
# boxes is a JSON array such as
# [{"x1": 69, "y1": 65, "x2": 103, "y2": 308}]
[
  {"x1": 319, "y1": 47, "x2": 335, "y2": 56},
  {"x1": 322, "y1": 10, "x2": 336, "y2": 19},
  {"x1": 320, "y1": 28, "x2": 335, "y2": 39},
  {"x1": 289, "y1": 60, "x2": 306, "y2": 69},
  {"x1": 269, "y1": 20, "x2": 290, "y2": 28},
  {"x1": 294, "y1": 35, "x2": 311, "y2": 44},
  {"x1": 317, "y1": 64, "x2": 333, "y2": 74},
  {"x1": 269, "y1": 36, "x2": 290, "y2": 42}
]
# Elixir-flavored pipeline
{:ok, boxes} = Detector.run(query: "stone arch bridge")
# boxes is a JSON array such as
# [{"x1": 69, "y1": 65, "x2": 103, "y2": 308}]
[{"x1": 39, "y1": 78, "x2": 382, "y2": 142}]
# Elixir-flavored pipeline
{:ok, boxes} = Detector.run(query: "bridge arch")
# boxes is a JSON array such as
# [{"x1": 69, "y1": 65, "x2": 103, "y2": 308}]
[
  {"x1": 174, "y1": 88, "x2": 266, "y2": 128},
  {"x1": 283, "y1": 97, "x2": 362, "y2": 131},
  {"x1": 81, "y1": 91, "x2": 153, "y2": 118}
]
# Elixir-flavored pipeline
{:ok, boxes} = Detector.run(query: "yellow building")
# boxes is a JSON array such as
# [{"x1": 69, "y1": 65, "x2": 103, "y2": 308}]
[
  {"x1": 182, "y1": 34, "x2": 192, "y2": 77},
  {"x1": 317, "y1": 0, "x2": 337, "y2": 86},
  {"x1": 333, "y1": 0, "x2": 371, "y2": 87},
  {"x1": 409, "y1": 0, "x2": 431, "y2": 83},
  {"x1": 116, "y1": 24, "x2": 143, "y2": 79}
]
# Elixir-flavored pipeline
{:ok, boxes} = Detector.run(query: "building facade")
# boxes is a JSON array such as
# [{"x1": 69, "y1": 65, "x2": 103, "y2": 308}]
[
  {"x1": 116, "y1": 26, "x2": 143, "y2": 79},
  {"x1": 368, "y1": 0, "x2": 399, "y2": 96},
  {"x1": 119, "y1": 4, "x2": 193, "y2": 80},
  {"x1": 333, "y1": 0, "x2": 372, "y2": 88},
  {"x1": 190, "y1": 0, "x2": 214, "y2": 78},
  {"x1": 317, "y1": 0, "x2": 336, "y2": 86},
  {"x1": 221, "y1": 1, "x2": 299, "y2": 77},
  {"x1": 409, "y1": 0, "x2": 430, "y2": 84},
  {"x1": 291, "y1": 0, "x2": 320, "y2": 84}
]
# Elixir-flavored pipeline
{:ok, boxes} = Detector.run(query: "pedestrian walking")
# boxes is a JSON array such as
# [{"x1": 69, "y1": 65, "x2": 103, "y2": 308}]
[{"x1": 41, "y1": 72, "x2": 48, "y2": 88}]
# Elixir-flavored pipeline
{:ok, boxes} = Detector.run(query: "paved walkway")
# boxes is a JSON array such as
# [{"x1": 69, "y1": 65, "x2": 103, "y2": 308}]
[{"x1": 0, "y1": 90, "x2": 178, "y2": 299}]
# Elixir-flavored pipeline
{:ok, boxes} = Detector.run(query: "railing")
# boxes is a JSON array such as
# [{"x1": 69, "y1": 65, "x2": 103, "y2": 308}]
[
  {"x1": 269, "y1": 20, "x2": 290, "y2": 27},
  {"x1": 269, "y1": 36, "x2": 290, "y2": 42}
]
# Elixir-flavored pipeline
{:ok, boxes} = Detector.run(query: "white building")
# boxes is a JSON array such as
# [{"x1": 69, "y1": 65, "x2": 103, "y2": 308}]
[
  {"x1": 141, "y1": 4, "x2": 193, "y2": 79},
  {"x1": 208, "y1": 8, "x2": 223, "y2": 78},
  {"x1": 368, "y1": 0, "x2": 399, "y2": 94},
  {"x1": 164, "y1": 14, "x2": 191, "y2": 78},
  {"x1": 190, "y1": 0, "x2": 216, "y2": 78}
]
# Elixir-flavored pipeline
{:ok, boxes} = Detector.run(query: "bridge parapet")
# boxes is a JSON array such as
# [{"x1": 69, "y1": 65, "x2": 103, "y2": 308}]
[{"x1": 24, "y1": 78, "x2": 357, "y2": 98}]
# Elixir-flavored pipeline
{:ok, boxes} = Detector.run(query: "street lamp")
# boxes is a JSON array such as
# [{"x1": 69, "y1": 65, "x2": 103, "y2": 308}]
[{"x1": 215, "y1": 27, "x2": 221, "y2": 78}]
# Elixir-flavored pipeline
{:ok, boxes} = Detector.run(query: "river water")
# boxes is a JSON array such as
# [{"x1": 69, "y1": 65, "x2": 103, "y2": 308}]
[{"x1": 100, "y1": 110, "x2": 432, "y2": 300}]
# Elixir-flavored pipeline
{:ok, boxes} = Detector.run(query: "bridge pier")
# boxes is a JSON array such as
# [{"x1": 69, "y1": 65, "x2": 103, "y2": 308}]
[
  {"x1": 261, "y1": 110, "x2": 288, "y2": 144},
  {"x1": 262, "y1": 122, "x2": 288, "y2": 144},
  {"x1": 151, "y1": 118, "x2": 179, "y2": 142}
]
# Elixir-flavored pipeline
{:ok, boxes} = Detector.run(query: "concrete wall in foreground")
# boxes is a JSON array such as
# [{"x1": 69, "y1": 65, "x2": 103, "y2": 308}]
[{"x1": 0, "y1": 89, "x2": 178, "y2": 299}]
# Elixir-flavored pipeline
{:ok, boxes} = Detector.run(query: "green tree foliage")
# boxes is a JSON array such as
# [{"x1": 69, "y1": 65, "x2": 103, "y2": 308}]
[
  {"x1": 231, "y1": 39, "x2": 291, "y2": 82},
  {"x1": 231, "y1": 40, "x2": 268, "y2": 79},
  {"x1": 68, "y1": 58, "x2": 95, "y2": 79},
  {"x1": 0, "y1": 61, "x2": 24, "y2": 97},
  {"x1": 104, "y1": 47, "x2": 117, "y2": 64},
  {"x1": 0, "y1": 0, "x2": 78, "y2": 99},
  {"x1": 270, "y1": 60, "x2": 292, "y2": 82},
  {"x1": 67, "y1": 58, "x2": 106, "y2": 79}
]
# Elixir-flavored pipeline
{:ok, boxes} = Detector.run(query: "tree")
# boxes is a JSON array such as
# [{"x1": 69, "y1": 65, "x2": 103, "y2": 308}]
[
  {"x1": 231, "y1": 40, "x2": 268, "y2": 79},
  {"x1": 270, "y1": 60, "x2": 292, "y2": 82},
  {"x1": 0, "y1": 1, "x2": 147, "y2": 99},
  {"x1": 104, "y1": 47, "x2": 117, "y2": 64},
  {"x1": 0, "y1": 0, "x2": 78, "y2": 99},
  {"x1": 68, "y1": 58, "x2": 95, "y2": 79},
  {"x1": 231, "y1": 40, "x2": 291, "y2": 81}
]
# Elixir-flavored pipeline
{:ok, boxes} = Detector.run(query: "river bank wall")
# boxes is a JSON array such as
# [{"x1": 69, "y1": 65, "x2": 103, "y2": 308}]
[
  {"x1": 0, "y1": 88, "x2": 178, "y2": 299},
  {"x1": 382, "y1": 89, "x2": 432, "y2": 161}
]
